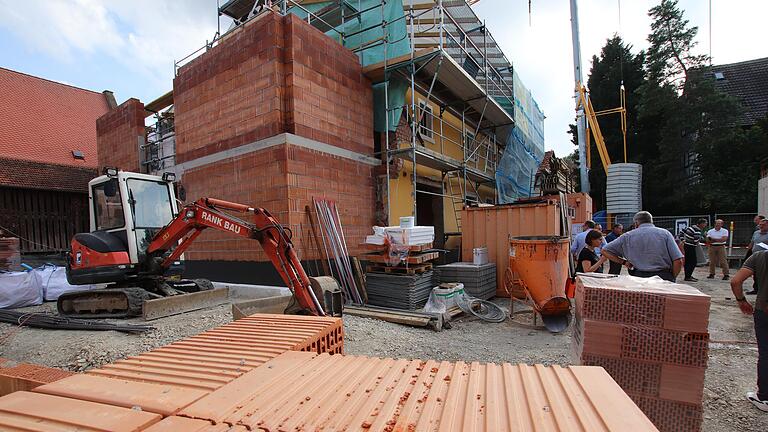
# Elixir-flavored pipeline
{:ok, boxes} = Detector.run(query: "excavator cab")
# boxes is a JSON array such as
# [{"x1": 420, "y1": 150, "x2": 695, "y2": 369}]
[{"x1": 67, "y1": 168, "x2": 181, "y2": 285}]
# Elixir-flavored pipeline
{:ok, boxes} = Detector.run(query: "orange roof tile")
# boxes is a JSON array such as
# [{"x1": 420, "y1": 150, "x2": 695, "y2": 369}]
[
  {"x1": 0, "y1": 67, "x2": 111, "y2": 169},
  {"x1": 179, "y1": 351, "x2": 659, "y2": 432}
]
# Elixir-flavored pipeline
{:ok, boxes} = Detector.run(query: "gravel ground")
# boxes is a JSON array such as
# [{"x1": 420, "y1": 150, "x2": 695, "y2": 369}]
[{"x1": 0, "y1": 266, "x2": 766, "y2": 430}]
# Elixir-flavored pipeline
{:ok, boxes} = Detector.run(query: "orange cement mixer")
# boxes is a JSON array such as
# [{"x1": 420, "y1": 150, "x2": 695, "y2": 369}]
[{"x1": 506, "y1": 236, "x2": 571, "y2": 331}]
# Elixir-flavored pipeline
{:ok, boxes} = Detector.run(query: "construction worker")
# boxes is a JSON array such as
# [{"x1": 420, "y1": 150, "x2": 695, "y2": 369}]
[
  {"x1": 605, "y1": 224, "x2": 624, "y2": 275},
  {"x1": 729, "y1": 252, "x2": 768, "y2": 412},
  {"x1": 601, "y1": 211, "x2": 683, "y2": 282},
  {"x1": 680, "y1": 218, "x2": 708, "y2": 282},
  {"x1": 706, "y1": 219, "x2": 730, "y2": 280},
  {"x1": 570, "y1": 220, "x2": 596, "y2": 261}
]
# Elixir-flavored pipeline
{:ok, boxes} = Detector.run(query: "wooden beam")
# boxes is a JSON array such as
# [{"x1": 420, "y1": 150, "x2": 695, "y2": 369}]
[
  {"x1": 362, "y1": 48, "x2": 437, "y2": 82},
  {"x1": 144, "y1": 90, "x2": 173, "y2": 116}
]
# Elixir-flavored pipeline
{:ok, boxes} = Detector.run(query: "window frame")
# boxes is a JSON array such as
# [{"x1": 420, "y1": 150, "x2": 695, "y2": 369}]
[
  {"x1": 92, "y1": 180, "x2": 126, "y2": 231},
  {"x1": 417, "y1": 100, "x2": 435, "y2": 142}
]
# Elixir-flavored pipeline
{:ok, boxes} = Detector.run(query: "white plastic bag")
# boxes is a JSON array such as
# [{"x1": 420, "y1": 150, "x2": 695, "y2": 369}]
[
  {"x1": 36, "y1": 265, "x2": 95, "y2": 301},
  {"x1": 423, "y1": 283, "x2": 464, "y2": 314},
  {"x1": 0, "y1": 270, "x2": 43, "y2": 309}
]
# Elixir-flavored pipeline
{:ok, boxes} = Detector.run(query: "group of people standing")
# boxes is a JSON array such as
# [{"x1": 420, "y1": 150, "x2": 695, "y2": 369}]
[
  {"x1": 570, "y1": 211, "x2": 683, "y2": 282},
  {"x1": 568, "y1": 211, "x2": 767, "y2": 412}
]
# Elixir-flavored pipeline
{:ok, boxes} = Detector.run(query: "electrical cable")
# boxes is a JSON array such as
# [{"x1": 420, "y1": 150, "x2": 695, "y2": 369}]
[
  {"x1": 0, "y1": 310, "x2": 154, "y2": 333},
  {"x1": 456, "y1": 294, "x2": 506, "y2": 323}
]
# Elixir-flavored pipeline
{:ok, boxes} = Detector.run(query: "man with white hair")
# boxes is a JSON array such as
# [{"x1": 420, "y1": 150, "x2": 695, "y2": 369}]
[
  {"x1": 601, "y1": 211, "x2": 684, "y2": 282},
  {"x1": 707, "y1": 219, "x2": 730, "y2": 280}
]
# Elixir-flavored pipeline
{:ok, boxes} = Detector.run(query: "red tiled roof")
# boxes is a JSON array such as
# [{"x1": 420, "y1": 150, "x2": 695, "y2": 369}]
[
  {"x1": 0, "y1": 157, "x2": 96, "y2": 193},
  {"x1": 0, "y1": 67, "x2": 111, "y2": 168}
]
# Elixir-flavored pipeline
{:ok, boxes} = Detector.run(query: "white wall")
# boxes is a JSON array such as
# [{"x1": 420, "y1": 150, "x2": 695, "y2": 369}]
[{"x1": 758, "y1": 177, "x2": 768, "y2": 216}]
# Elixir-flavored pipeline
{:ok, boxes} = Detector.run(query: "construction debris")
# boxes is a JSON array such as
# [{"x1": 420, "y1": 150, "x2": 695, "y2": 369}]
[
  {"x1": 573, "y1": 275, "x2": 710, "y2": 432},
  {"x1": 0, "y1": 310, "x2": 153, "y2": 333}
]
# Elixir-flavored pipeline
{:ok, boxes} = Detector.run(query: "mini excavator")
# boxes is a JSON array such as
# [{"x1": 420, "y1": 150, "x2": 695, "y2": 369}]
[{"x1": 60, "y1": 168, "x2": 337, "y2": 318}]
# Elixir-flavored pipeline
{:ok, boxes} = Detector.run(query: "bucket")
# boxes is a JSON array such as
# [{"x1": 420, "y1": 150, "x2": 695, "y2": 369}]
[
  {"x1": 508, "y1": 236, "x2": 570, "y2": 316},
  {"x1": 472, "y1": 247, "x2": 488, "y2": 265}
]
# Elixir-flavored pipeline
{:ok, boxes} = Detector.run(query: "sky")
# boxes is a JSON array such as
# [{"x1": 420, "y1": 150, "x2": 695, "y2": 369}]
[{"x1": 0, "y1": 0, "x2": 766, "y2": 158}]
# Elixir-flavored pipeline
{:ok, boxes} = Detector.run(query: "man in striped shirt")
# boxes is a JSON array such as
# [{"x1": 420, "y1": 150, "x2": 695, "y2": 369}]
[
  {"x1": 679, "y1": 219, "x2": 708, "y2": 282},
  {"x1": 706, "y1": 219, "x2": 730, "y2": 280}
]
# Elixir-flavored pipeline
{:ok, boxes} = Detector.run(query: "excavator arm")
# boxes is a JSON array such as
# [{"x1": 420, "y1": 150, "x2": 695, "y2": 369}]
[{"x1": 147, "y1": 198, "x2": 325, "y2": 316}]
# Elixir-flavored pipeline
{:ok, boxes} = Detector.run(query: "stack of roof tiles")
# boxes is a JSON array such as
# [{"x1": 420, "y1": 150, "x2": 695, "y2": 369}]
[
  {"x1": 0, "y1": 237, "x2": 20, "y2": 271},
  {"x1": 436, "y1": 262, "x2": 496, "y2": 300},
  {"x1": 573, "y1": 275, "x2": 710, "y2": 432}
]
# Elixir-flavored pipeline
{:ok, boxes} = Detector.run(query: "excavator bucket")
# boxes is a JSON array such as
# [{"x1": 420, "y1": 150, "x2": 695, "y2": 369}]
[{"x1": 309, "y1": 276, "x2": 343, "y2": 317}]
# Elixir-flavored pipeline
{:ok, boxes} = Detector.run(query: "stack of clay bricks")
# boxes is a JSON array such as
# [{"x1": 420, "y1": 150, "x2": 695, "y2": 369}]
[
  {"x1": 0, "y1": 358, "x2": 74, "y2": 396},
  {"x1": 0, "y1": 237, "x2": 20, "y2": 271},
  {"x1": 573, "y1": 275, "x2": 710, "y2": 432}
]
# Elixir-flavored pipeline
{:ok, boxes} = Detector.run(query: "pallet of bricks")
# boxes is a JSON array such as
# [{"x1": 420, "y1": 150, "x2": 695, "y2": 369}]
[
  {"x1": 572, "y1": 274, "x2": 710, "y2": 432},
  {"x1": 0, "y1": 237, "x2": 20, "y2": 271},
  {"x1": 360, "y1": 224, "x2": 437, "y2": 310}
]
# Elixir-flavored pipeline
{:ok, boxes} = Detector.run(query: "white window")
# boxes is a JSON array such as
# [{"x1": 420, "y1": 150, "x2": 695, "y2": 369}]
[{"x1": 418, "y1": 101, "x2": 434, "y2": 141}]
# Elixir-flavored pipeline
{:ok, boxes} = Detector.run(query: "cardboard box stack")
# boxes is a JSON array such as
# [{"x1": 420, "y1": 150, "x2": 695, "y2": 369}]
[
  {"x1": 0, "y1": 238, "x2": 20, "y2": 271},
  {"x1": 573, "y1": 275, "x2": 710, "y2": 432}
]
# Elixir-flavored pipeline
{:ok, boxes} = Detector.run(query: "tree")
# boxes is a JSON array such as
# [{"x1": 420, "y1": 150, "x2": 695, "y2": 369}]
[
  {"x1": 584, "y1": 35, "x2": 645, "y2": 210},
  {"x1": 637, "y1": 0, "x2": 715, "y2": 213}
]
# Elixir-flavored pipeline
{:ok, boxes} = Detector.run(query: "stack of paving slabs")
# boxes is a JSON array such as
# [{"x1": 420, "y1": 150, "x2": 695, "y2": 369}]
[
  {"x1": 365, "y1": 271, "x2": 437, "y2": 310},
  {"x1": 573, "y1": 275, "x2": 710, "y2": 432},
  {"x1": 435, "y1": 262, "x2": 497, "y2": 300},
  {"x1": 0, "y1": 237, "x2": 20, "y2": 271}
]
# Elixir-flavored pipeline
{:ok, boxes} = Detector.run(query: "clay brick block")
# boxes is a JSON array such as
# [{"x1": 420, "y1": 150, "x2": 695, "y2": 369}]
[
  {"x1": 575, "y1": 276, "x2": 710, "y2": 333},
  {"x1": 630, "y1": 393, "x2": 703, "y2": 432},
  {"x1": 0, "y1": 358, "x2": 74, "y2": 397}
]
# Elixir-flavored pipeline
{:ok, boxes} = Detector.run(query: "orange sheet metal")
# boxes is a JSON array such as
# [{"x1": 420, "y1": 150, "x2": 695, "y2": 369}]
[
  {"x1": 179, "y1": 351, "x2": 658, "y2": 431},
  {"x1": 0, "y1": 391, "x2": 161, "y2": 432},
  {"x1": 32, "y1": 374, "x2": 208, "y2": 416},
  {"x1": 86, "y1": 314, "x2": 343, "y2": 392}
]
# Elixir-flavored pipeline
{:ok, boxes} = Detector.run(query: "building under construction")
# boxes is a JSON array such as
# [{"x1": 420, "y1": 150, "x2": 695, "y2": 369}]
[{"x1": 98, "y1": 0, "x2": 545, "y2": 282}]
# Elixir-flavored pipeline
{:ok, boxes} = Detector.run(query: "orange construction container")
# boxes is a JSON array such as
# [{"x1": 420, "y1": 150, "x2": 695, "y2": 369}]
[
  {"x1": 461, "y1": 200, "x2": 562, "y2": 297},
  {"x1": 508, "y1": 236, "x2": 570, "y2": 317}
]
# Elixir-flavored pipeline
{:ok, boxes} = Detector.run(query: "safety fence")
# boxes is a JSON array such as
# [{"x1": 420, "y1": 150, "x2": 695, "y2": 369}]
[{"x1": 602, "y1": 212, "x2": 757, "y2": 247}]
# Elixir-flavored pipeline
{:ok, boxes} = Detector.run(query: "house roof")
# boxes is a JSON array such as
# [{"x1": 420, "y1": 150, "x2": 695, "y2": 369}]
[
  {"x1": 710, "y1": 57, "x2": 768, "y2": 126},
  {"x1": 0, "y1": 67, "x2": 111, "y2": 169},
  {"x1": 0, "y1": 157, "x2": 96, "y2": 193}
]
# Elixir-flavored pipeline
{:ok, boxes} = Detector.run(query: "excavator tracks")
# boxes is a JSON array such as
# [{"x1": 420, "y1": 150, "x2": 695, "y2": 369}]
[{"x1": 57, "y1": 288, "x2": 153, "y2": 319}]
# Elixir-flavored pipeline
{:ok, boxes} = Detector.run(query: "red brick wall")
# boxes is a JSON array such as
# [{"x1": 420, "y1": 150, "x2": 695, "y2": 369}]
[
  {"x1": 96, "y1": 98, "x2": 145, "y2": 172},
  {"x1": 282, "y1": 14, "x2": 373, "y2": 155},
  {"x1": 173, "y1": 13, "x2": 287, "y2": 163},
  {"x1": 171, "y1": 12, "x2": 376, "y2": 268},
  {"x1": 173, "y1": 11, "x2": 373, "y2": 164},
  {"x1": 180, "y1": 146, "x2": 289, "y2": 262},
  {"x1": 286, "y1": 145, "x2": 375, "y2": 260}
]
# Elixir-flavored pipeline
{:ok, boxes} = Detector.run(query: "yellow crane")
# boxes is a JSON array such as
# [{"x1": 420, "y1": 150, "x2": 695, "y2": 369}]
[{"x1": 576, "y1": 83, "x2": 627, "y2": 173}]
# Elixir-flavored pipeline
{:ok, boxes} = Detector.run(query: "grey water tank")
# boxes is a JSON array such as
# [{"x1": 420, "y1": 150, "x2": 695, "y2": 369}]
[{"x1": 606, "y1": 163, "x2": 642, "y2": 213}]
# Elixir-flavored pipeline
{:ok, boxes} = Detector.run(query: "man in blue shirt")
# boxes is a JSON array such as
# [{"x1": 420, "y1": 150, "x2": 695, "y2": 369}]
[
  {"x1": 602, "y1": 211, "x2": 684, "y2": 282},
  {"x1": 604, "y1": 224, "x2": 624, "y2": 275}
]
